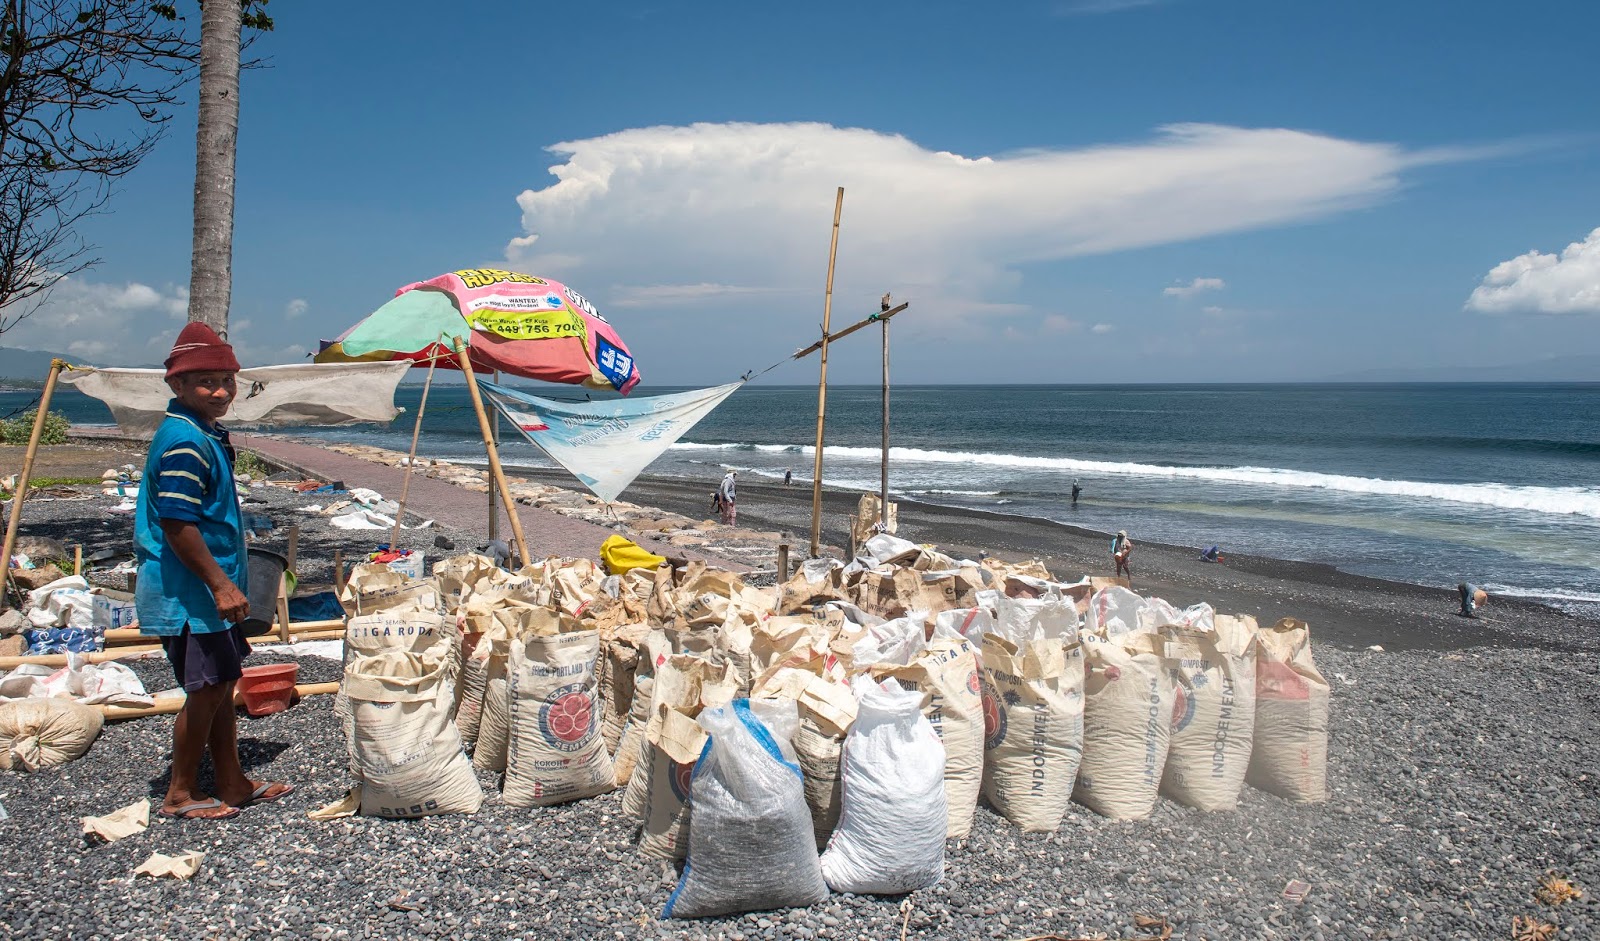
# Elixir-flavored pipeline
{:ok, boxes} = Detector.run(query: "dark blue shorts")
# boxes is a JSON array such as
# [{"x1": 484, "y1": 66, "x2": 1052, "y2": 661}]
[{"x1": 163, "y1": 624, "x2": 251, "y2": 692}]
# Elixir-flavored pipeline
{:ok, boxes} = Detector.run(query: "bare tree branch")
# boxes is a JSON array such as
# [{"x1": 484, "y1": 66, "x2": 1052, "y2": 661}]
[{"x1": 0, "y1": 0, "x2": 271, "y2": 336}]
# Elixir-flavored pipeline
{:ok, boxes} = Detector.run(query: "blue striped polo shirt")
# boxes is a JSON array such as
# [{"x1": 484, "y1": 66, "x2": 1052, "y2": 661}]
[{"x1": 133, "y1": 399, "x2": 247, "y2": 636}]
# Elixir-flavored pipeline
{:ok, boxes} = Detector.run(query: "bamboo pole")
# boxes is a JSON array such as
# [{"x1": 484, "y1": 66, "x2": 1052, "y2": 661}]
[
  {"x1": 488, "y1": 368, "x2": 501, "y2": 546},
  {"x1": 1, "y1": 359, "x2": 67, "y2": 608},
  {"x1": 285, "y1": 525, "x2": 300, "y2": 574},
  {"x1": 390, "y1": 351, "x2": 440, "y2": 547},
  {"x1": 73, "y1": 545, "x2": 83, "y2": 576},
  {"x1": 880, "y1": 316, "x2": 891, "y2": 529},
  {"x1": 332, "y1": 549, "x2": 345, "y2": 595},
  {"x1": 102, "y1": 618, "x2": 344, "y2": 645},
  {"x1": 0, "y1": 645, "x2": 162, "y2": 670},
  {"x1": 809, "y1": 187, "x2": 844, "y2": 558},
  {"x1": 791, "y1": 302, "x2": 909, "y2": 359},
  {"x1": 454, "y1": 337, "x2": 531, "y2": 567},
  {"x1": 99, "y1": 681, "x2": 342, "y2": 721},
  {"x1": 275, "y1": 573, "x2": 292, "y2": 644}
]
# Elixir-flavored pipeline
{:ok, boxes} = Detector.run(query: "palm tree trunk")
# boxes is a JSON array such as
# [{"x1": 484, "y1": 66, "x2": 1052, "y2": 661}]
[{"x1": 187, "y1": 0, "x2": 242, "y2": 334}]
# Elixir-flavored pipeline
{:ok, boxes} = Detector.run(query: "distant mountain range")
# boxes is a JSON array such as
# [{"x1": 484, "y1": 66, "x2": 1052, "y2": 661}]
[{"x1": 0, "y1": 346, "x2": 81, "y2": 381}]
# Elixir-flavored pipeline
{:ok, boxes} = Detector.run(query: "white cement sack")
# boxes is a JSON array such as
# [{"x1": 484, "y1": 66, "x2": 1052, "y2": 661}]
[
  {"x1": 1088, "y1": 586, "x2": 1149, "y2": 643},
  {"x1": 617, "y1": 631, "x2": 672, "y2": 802},
  {"x1": 750, "y1": 666, "x2": 856, "y2": 850},
  {"x1": 663, "y1": 700, "x2": 827, "y2": 919},
  {"x1": 344, "y1": 597, "x2": 480, "y2": 818},
  {"x1": 503, "y1": 630, "x2": 615, "y2": 807},
  {"x1": 599, "y1": 624, "x2": 651, "y2": 757},
  {"x1": 1161, "y1": 615, "x2": 1258, "y2": 811},
  {"x1": 820, "y1": 677, "x2": 945, "y2": 894},
  {"x1": 0, "y1": 697, "x2": 103, "y2": 770},
  {"x1": 936, "y1": 607, "x2": 995, "y2": 647},
  {"x1": 980, "y1": 633, "x2": 1086, "y2": 832},
  {"x1": 1074, "y1": 633, "x2": 1173, "y2": 820},
  {"x1": 455, "y1": 640, "x2": 489, "y2": 749},
  {"x1": 473, "y1": 640, "x2": 512, "y2": 773},
  {"x1": 994, "y1": 594, "x2": 1078, "y2": 644},
  {"x1": 871, "y1": 630, "x2": 985, "y2": 839},
  {"x1": 1248, "y1": 618, "x2": 1330, "y2": 803},
  {"x1": 635, "y1": 656, "x2": 738, "y2": 859}
]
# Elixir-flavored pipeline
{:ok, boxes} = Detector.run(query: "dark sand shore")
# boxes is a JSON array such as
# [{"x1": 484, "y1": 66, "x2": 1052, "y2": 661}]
[{"x1": 509, "y1": 467, "x2": 1600, "y2": 654}]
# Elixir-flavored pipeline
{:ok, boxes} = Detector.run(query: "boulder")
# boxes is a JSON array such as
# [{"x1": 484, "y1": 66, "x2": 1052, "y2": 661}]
[{"x1": 12, "y1": 562, "x2": 66, "y2": 592}]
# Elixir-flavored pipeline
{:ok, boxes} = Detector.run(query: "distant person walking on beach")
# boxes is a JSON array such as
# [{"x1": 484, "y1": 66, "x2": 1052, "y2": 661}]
[
  {"x1": 1457, "y1": 582, "x2": 1488, "y2": 618},
  {"x1": 718, "y1": 471, "x2": 738, "y2": 526},
  {"x1": 1111, "y1": 530, "x2": 1133, "y2": 578},
  {"x1": 784, "y1": 469, "x2": 793, "y2": 487},
  {"x1": 1071, "y1": 479, "x2": 1081, "y2": 507}
]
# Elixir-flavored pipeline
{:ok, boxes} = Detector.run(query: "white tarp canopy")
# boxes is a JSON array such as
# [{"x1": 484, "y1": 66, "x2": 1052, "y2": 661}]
[
  {"x1": 481, "y1": 380, "x2": 741, "y2": 503},
  {"x1": 62, "y1": 362, "x2": 412, "y2": 437}
]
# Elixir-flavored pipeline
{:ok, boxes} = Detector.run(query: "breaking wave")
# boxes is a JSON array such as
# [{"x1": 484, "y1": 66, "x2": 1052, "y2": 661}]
[{"x1": 677, "y1": 442, "x2": 1600, "y2": 519}]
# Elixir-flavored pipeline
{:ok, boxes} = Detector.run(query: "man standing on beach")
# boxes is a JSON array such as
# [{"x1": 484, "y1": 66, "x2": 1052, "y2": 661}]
[
  {"x1": 718, "y1": 470, "x2": 738, "y2": 526},
  {"x1": 135, "y1": 323, "x2": 292, "y2": 820},
  {"x1": 784, "y1": 469, "x2": 793, "y2": 488},
  {"x1": 1071, "y1": 479, "x2": 1081, "y2": 507}
]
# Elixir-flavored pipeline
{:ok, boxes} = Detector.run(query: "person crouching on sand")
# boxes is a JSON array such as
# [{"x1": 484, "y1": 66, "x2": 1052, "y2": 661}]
[
  {"x1": 136, "y1": 323, "x2": 293, "y2": 820},
  {"x1": 1111, "y1": 530, "x2": 1133, "y2": 579},
  {"x1": 1457, "y1": 582, "x2": 1489, "y2": 618}
]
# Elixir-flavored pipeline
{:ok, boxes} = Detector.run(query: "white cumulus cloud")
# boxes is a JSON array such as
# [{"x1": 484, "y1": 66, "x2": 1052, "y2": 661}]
[
  {"x1": 1466, "y1": 227, "x2": 1600, "y2": 315},
  {"x1": 1091, "y1": 323, "x2": 1116, "y2": 334},
  {"x1": 3, "y1": 276, "x2": 189, "y2": 363},
  {"x1": 506, "y1": 122, "x2": 1458, "y2": 327},
  {"x1": 1164, "y1": 277, "x2": 1226, "y2": 298},
  {"x1": 285, "y1": 298, "x2": 309, "y2": 318}
]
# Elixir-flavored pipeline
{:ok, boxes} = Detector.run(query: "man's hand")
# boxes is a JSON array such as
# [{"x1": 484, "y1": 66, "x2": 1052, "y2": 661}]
[
  {"x1": 160, "y1": 519, "x2": 251, "y2": 624},
  {"x1": 213, "y1": 583, "x2": 250, "y2": 624}
]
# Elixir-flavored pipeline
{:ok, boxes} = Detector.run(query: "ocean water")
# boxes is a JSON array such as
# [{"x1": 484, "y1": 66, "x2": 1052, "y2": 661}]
[{"x1": 8, "y1": 382, "x2": 1600, "y2": 615}]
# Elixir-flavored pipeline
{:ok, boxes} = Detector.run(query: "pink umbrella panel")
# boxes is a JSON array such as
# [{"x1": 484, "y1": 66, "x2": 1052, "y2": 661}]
[{"x1": 316, "y1": 268, "x2": 641, "y2": 393}]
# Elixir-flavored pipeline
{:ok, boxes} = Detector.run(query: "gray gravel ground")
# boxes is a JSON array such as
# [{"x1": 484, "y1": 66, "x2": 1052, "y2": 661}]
[
  {"x1": 1, "y1": 644, "x2": 1594, "y2": 939},
  {"x1": 2, "y1": 485, "x2": 1597, "y2": 940},
  {"x1": 4, "y1": 477, "x2": 485, "y2": 597}
]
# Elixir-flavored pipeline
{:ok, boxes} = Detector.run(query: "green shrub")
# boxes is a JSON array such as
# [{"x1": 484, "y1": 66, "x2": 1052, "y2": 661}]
[
  {"x1": 0, "y1": 409, "x2": 70, "y2": 446},
  {"x1": 235, "y1": 450, "x2": 270, "y2": 479}
]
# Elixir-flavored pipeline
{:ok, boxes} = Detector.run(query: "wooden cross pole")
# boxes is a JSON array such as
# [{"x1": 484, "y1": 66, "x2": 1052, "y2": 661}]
[
  {"x1": 454, "y1": 337, "x2": 531, "y2": 568},
  {"x1": 1, "y1": 359, "x2": 67, "y2": 609},
  {"x1": 809, "y1": 187, "x2": 845, "y2": 558}
]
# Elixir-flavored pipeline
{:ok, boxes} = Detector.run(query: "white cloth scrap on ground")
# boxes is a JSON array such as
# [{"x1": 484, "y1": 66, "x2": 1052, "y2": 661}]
[{"x1": 62, "y1": 362, "x2": 412, "y2": 437}]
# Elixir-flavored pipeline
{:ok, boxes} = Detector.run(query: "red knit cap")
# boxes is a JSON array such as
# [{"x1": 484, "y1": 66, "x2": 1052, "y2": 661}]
[{"x1": 164, "y1": 322, "x2": 240, "y2": 378}]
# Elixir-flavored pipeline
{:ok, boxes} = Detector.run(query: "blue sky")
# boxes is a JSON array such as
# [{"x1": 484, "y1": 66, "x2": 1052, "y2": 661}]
[{"x1": 10, "y1": 0, "x2": 1600, "y2": 384}]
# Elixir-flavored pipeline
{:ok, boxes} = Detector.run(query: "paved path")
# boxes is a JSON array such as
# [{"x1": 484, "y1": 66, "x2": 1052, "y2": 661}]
[{"x1": 234, "y1": 434, "x2": 747, "y2": 571}]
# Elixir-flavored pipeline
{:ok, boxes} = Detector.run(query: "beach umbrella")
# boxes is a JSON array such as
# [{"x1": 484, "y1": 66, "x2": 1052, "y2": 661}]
[{"x1": 315, "y1": 268, "x2": 641, "y2": 393}]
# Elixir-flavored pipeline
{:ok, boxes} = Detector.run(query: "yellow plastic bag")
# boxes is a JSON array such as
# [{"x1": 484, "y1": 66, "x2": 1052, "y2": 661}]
[{"x1": 600, "y1": 534, "x2": 666, "y2": 576}]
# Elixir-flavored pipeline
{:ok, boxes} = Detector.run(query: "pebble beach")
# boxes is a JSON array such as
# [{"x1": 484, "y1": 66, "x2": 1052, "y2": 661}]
[{"x1": 1, "y1": 436, "x2": 1596, "y2": 940}]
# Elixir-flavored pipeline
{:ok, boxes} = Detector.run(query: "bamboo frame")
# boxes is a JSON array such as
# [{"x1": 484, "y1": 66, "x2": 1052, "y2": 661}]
[
  {"x1": 390, "y1": 349, "x2": 440, "y2": 546},
  {"x1": 275, "y1": 572, "x2": 292, "y2": 644},
  {"x1": 1, "y1": 359, "x2": 67, "y2": 608},
  {"x1": 98, "y1": 681, "x2": 342, "y2": 721},
  {"x1": 454, "y1": 337, "x2": 530, "y2": 567},
  {"x1": 809, "y1": 188, "x2": 845, "y2": 558},
  {"x1": 101, "y1": 618, "x2": 343, "y2": 645},
  {"x1": 881, "y1": 316, "x2": 891, "y2": 528}
]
